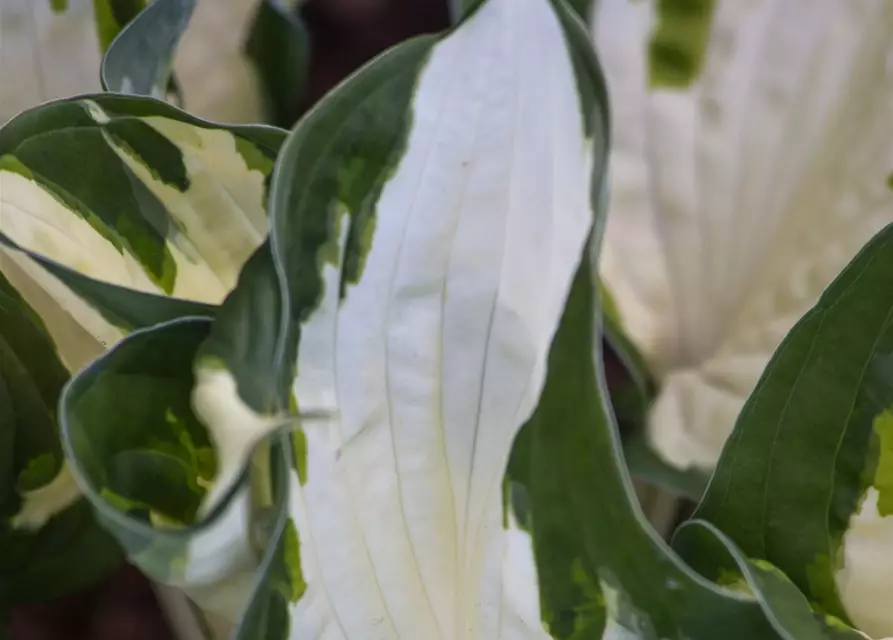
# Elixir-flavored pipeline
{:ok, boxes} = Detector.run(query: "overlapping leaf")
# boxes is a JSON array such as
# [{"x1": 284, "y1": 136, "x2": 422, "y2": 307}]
[
  {"x1": 22, "y1": 1, "x2": 890, "y2": 640},
  {"x1": 55, "y1": 3, "x2": 870, "y2": 640},
  {"x1": 0, "y1": 94, "x2": 283, "y2": 607},
  {"x1": 695, "y1": 222, "x2": 893, "y2": 638}
]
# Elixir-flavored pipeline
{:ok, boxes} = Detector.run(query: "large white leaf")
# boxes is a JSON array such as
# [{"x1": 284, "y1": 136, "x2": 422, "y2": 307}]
[
  {"x1": 592, "y1": 0, "x2": 893, "y2": 471},
  {"x1": 191, "y1": 0, "x2": 599, "y2": 635}
]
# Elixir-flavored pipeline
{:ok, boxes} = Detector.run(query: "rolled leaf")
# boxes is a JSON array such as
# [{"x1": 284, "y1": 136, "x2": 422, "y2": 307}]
[{"x1": 60, "y1": 317, "x2": 268, "y2": 621}]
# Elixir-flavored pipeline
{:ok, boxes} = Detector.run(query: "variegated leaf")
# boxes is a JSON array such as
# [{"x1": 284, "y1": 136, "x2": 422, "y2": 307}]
[
  {"x1": 592, "y1": 0, "x2": 893, "y2": 473},
  {"x1": 0, "y1": 94, "x2": 281, "y2": 370},
  {"x1": 0, "y1": 95, "x2": 283, "y2": 604},
  {"x1": 695, "y1": 222, "x2": 893, "y2": 640},
  {"x1": 53, "y1": 2, "x2": 878, "y2": 638},
  {"x1": 60, "y1": 317, "x2": 268, "y2": 622}
]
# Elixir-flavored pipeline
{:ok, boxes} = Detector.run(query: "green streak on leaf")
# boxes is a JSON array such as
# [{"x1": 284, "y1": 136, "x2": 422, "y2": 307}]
[
  {"x1": 50, "y1": 0, "x2": 68, "y2": 13},
  {"x1": 317, "y1": 205, "x2": 347, "y2": 269},
  {"x1": 568, "y1": 558, "x2": 605, "y2": 639},
  {"x1": 598, "y1": 278, "x2": 622, "y2": 327},
  {"x1": 105, "y1": 118, "x2": 190, "y2": 191},
  {"x1": 283, "y1": 518, "x2": 306, "y2": 602},
  {"x1": 342, "y1": 209, "x2": 377, "y2": 292},
  {"x1": 93, "y1": 0, "x2": 121, "y2": 52},
  {"x1": 116, "y1": 208, "x2": 178, "y2": 295},
  {"x1": 716, "y1": 567, "x2": 754, "y2": 596},
  {"x1": 16, "y1": 453, "x2": 58, "y2": 493},
  {"x1": 235, "y1": 137, "x2": 277, "y2": 177},
  {"x1": 886, "y1": 173, "x2": 893, "y2": 190},
  {"x1": 10, "y1": 122, "x2": 180, "y2": 294},
  {"x1": 93, "y1": 0, "x2": 148, "y2": 53},
  {"x1": 872, "y1": 408, "x2": 893, "y2": 515},
  {"x1": 291, "y1": 431, "x2": 307, "y2": 486},
  {"x1": 823, "y1": 614, "x2": 857, "y2": 633},
  {"x1": 648, "y1": 0, "x2": 716, "y2": 89},
  {"x1": 0, "y1": 154, "x2": 34, "y2": 179}
]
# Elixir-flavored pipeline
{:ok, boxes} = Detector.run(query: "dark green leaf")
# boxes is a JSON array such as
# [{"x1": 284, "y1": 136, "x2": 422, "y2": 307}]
[
  {"x1": 61, "y1": 319, "x2": 215, "y2": 528},
  {"x1": 60, "y1": 316, "x2": 295, "y2": 627},
  {"x1": 695, "y1": 222, "x2": 893, "y2": 621},
  {"x1": 0, "y1": 271, "x2": 122, "y2": 605},
  {"x1": 509, "y1": 247, "x2": 781, "y2": 638},
  {"x1": 245, "y1": 0, "x2": 310, "y2": 128}
]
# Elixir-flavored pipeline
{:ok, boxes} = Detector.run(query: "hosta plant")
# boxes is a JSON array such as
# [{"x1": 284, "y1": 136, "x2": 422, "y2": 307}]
[{"x1": 4, "y1": 0, "x2": 893, "y2": 639}]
